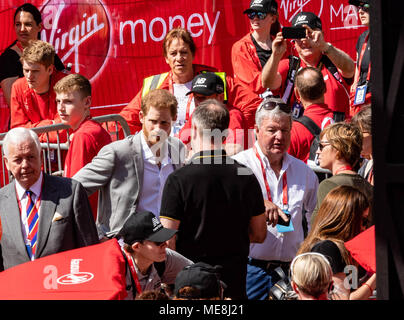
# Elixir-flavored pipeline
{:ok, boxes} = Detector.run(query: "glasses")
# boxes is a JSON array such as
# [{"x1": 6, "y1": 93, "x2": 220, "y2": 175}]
[
  {"x1": 358, "y1": 3, "x2": 370, "y2": 12},
  {"x1": 318, "y1": 141, "x2": 331, "y2": 151},
  {"x1": 247, "y1": 11, "x2": 267, "y2": 20},
  {"x1": 258, "y1": 100, "x2": 292, "y2": 114}
]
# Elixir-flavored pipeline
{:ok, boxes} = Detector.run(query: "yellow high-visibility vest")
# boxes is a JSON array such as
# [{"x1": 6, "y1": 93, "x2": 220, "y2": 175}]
[{"x1": 141, "y1": 71, "x2": 228, "y2": 101}]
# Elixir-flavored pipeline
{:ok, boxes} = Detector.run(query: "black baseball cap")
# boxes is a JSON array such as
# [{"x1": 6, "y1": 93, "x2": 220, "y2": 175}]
[
  {"x1": 243, "y1": 0, "x2": 278, "y2": 15},
  {"x1": 291, "y1": 12, "x2": 322, "y2": 30},
  {"x1": 186, "y1": 72, "x2": 224, "y2": 96},
  {"x1": 118, "y1": 211, "x2": 177, "y2": 245},
  {"x1": 349, "y1": 0, "x2": 369, "y2": 6},
  {"x1": 174, "y1": 262, "x2": 226, "y2": 299}
]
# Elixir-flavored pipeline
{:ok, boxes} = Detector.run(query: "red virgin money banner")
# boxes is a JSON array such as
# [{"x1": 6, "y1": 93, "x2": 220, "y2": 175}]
[
  {"x1": 0, "y1": 239, "x2": 127, "y2": 300},
  {"x1": 0, "y1": 0, "x2": 366, "y2": 116}
]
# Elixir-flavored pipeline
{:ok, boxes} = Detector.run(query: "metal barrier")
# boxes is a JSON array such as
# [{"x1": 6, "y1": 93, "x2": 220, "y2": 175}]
[{"x1": 0, "y1": 114, "x2": 131, "y2": 186}]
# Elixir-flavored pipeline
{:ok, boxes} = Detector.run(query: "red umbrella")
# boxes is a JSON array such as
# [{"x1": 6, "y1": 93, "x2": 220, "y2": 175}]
[
  {"x1": 0, "y1": 239, "x2": 127, "y2": 300},
  {"x1": 345, "y1": 225, "x2": 376, "y2": 274}
]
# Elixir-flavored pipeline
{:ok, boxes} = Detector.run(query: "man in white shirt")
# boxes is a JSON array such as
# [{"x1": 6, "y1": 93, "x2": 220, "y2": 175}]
[
  {"x1": 233, "y1": 97, "x2": 318, "y2": 300},
  {"x1": 73, "y1": 89, "x2": 186, "y2": 240}
]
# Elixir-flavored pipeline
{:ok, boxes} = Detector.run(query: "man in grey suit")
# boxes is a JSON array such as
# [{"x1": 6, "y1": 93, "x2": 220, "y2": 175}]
[
  {"x1": 0, "y1": 128, "x2": 99, "y2": 270},
  {"x1": 73, "y1": 89, "x2": 186, "y2": 240}
]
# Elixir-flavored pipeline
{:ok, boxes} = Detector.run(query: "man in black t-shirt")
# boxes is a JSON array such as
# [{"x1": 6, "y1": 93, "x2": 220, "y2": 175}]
[{"x1": 160, "y1": 99, "x2": 267, "y2": 299}]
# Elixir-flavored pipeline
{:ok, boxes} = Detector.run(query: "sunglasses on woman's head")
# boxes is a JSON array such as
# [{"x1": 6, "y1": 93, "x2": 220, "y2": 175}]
[
  {"x1": 258, "y1": 100, "x2": 292, "y2": 114},
  {"x1": 247, "y1": 11, "x2": 267, "y2": 20}
]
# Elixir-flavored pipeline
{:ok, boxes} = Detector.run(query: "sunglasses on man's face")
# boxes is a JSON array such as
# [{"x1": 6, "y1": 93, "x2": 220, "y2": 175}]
[
  {"x1": 258, "y1": 100, "x2": 292, "y2": 114},
  {"x1": 358, "y1": 3, "x2": 370, "y2": 12},
  {"x1": 247, "y1": 11, "x2": 268, "y2": 20}
]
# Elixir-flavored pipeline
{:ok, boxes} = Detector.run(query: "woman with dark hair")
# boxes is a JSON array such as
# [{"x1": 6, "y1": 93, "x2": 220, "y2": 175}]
[
  {"x1": 231, "y1": 0, "x2": 285, "y2": 129},
  {"x1": 0, "y1": 3, "x2": 65, "y2": 107},
  {"x1": 311, "y1": 121, "x2": 373, "y2": 222},
  {"x1": 298, "y1": 185, "x2": 376, "y2": 300}
]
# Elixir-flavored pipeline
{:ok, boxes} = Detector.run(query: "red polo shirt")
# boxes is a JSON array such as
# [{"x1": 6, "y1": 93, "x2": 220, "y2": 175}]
[{"x1": 289, "y1": 103, "x2": 334, "y2": 163}]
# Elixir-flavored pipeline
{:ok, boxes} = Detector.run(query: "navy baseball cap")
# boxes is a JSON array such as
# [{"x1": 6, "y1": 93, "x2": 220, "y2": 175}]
[
  {"x1": 244, "y1": 0, "x2": 278, "y2": 15},
  {"x1": 349, "y1": 0, "x2": 369, "y2": 6},
  {"x1": 291, "y1": 12, "x2": 322, "y2": 30},
  {"x1": 174, "y1": 262, "x2": 226, "y2": 299},
  {"x1": 186, "y1": 72, "x2": 224, "y2": 96},
  {"x1": 118, "y1": 211, "x2": 177, "y2": 245}
]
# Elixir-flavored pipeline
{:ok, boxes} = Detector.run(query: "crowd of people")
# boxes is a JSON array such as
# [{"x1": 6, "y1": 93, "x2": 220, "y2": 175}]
[{"x1": 0, "y1": 0, "x2": 375, "y2": 300}]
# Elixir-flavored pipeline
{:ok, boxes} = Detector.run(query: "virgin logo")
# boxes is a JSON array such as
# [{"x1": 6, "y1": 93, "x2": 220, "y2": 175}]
[
  {"x1": 40, "y1": 0, "x2": 111, "y2": 81},
  {"x1": 279, "y1": 0, "x2": 324, "y2": 23},
  {"x1": 56, "y1": 259, "x2": 94, "y2": 285},
  {"x1": 57, "y1": 272, "x2": 94, "y2": 285}
]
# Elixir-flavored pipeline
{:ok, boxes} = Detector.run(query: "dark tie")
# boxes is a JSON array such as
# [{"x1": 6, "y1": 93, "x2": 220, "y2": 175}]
[{"x1": 26, "y1": 190, "x2": 39, "y2": 259}]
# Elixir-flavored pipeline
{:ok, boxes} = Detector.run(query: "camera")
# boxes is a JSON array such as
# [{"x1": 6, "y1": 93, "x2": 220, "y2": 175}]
[{"x1": 282, "y1": 27, "x2": 306, "y2": 39}]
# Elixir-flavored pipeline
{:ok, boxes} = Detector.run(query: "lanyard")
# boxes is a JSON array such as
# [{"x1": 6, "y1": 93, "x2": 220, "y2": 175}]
[
  {"x1": 124, "y1": 251, "x2": 142, "y2": 295},
  {"x1": 168, "y1": 76, "x2": 193, "y2": 122},
  {"x1": 357, "y1": 34, "x2": 371, "y2": 83},
  {"x1": 253, "y1": 145, "x2": 288, "y2": 209},
  {"x1": 334, "y1": 165, "x2": 353, "y2": 175},
  {"x1": 15, "y1": 41, "x2": 24, "y2": 53},
  {"x1": 367, "y1": 166, "x2": 374, "y2": 184}
]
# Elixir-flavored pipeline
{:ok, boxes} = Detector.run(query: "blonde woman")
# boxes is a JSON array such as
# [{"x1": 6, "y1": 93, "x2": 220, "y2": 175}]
[{"x1": 290, "y1": 252, "x2": 334, "y2": 300}]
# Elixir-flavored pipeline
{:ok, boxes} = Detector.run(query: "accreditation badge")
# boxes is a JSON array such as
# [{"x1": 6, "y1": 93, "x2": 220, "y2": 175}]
[{"x1": 354, "y1": 84, "x2": 367, "y2": 106}]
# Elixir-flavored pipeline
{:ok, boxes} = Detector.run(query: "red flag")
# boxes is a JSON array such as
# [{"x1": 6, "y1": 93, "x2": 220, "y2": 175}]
[
  {"x1": 0, "y1": 239, "x2": 127, "y2": 300},
  {"x1": 345, "y1": 226, "x2": 376, "y2": 274}
]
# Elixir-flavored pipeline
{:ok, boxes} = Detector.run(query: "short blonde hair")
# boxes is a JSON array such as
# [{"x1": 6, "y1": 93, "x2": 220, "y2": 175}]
[
  {"x1": 320, "y1": 122, "x2": 362, "y2": 167},
  {"x1": 20, "y1": 40, "x2": 55, "y2": 68},
  {"x1": 291, "y1": 252, "x2": 333, "y2": 299},
  {"x1": 54, "y1": 74, "x2": 91, "y2": 98}
]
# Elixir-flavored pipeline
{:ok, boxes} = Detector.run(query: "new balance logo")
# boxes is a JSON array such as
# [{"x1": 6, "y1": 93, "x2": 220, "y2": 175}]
[
  {"x1": 195, "y1": 78, "x2": 207, "y2": 85},
  {"x1": 296, "y1": 15, "x2": 307, "y2": 23},
  {"x1": 152, "y1": 217, "x2": 160, "y2": 228}
]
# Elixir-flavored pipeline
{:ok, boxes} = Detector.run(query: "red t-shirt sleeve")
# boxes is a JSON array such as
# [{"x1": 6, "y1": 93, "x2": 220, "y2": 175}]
[
  {"x1": 119, "y1": 90, "x2": 142, "y2": 135},
  {"x1": 225, "y1": 107, "x2": 246, "y2": 146},
  {"x1": 231, "y1": 39, "x2": 265, "y2": 95}
]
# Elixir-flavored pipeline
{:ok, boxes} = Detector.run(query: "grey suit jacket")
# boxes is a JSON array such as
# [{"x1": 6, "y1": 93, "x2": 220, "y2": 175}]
[
  {"x1": 0, "y1": 174, "x2": 99, "y2": 270},
  {"x1": 73, "y1": 133, "x2": 185, "y2": 238}
]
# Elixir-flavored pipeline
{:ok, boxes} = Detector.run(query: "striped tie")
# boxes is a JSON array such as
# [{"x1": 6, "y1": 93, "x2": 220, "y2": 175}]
[{"x1": 26, "y1": 190, "x2": 39, "y2": 259}]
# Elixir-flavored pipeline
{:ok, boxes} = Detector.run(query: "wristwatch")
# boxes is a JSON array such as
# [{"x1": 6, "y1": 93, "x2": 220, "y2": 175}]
[{"x1": 323, "y1": 42, "x2": 333, "y2": 55}]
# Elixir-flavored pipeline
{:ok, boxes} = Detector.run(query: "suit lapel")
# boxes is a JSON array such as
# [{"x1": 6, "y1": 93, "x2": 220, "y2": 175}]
[
  {"x1": 132, "y1": 133, "x2": 144, "y2": 193},
  {"x1": 1, "y1": 182, "x2": 30, "y2": 259},
  {"x1": 35, "y1": 174, "x2": 58, "y2": 258}
]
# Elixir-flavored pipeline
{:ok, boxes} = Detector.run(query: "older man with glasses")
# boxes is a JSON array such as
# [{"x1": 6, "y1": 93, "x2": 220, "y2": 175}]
[{"x1": 233, "y1": 97, "x2": 319, "y2": 300}]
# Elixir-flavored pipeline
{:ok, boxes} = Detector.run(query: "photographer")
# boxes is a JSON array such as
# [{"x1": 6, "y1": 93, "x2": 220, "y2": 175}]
[
  {"x1": 349, "y1": 0, "x2": 372, "y2": 116},
  {"x1": 262, "y1": 12, "x2": 355, "y2": 121}
]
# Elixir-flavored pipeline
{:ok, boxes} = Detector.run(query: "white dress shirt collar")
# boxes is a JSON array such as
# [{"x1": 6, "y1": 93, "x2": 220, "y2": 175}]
[
  {"x1": 140, "y1": 132, "x2": 171, "y2": 166},
  {"x1": 254, "y1": 141, "x2": 291, "y2": 177},
  {"x1": 15, "y1": 172, "x2": 43, "y2": 201}
]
